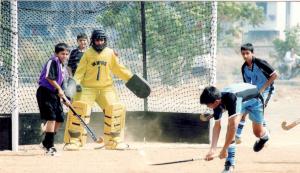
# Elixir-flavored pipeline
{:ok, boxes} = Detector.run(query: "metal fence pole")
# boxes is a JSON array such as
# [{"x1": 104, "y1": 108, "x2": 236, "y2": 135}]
[
  {"x1": 11, "y1": 0, "x2": 19, "y2": 151},
  {"x1": 141, "y1": 2, "x2": 148, "y2": 111}
]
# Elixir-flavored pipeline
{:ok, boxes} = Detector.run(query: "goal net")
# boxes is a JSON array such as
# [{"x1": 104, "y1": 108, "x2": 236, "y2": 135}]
[{"x1": 0, "y1": 1, "x2": 217, "y2": 114}]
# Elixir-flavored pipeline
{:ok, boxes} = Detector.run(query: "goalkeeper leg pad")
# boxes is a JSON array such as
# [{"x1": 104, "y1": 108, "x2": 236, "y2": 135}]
[{"x1": 63, "y1": 101, "x2": 91, "y2": 150}]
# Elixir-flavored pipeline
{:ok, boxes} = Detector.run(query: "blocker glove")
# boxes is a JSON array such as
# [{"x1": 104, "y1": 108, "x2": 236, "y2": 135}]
[{"x1": 125, "y1": 74, "x2": 151, "y2": 98}]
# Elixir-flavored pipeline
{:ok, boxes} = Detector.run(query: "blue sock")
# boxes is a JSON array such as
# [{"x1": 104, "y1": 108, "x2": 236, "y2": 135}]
[
  {"x1": 236, "y1": 120, "x2": 246, "y2": 139},
  {"x1": 226, "y1": 142, "x2": 236, "y2": 166}
]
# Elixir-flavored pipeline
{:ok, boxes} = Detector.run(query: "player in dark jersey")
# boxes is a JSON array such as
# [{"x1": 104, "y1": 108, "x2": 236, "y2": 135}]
[
  {"x1": 36, "y1": 43, "x2": 71, "y2": 156},
  {"x1": 200, "y1": 83, "x2": 270, "y2": 173},
  {"x1": 67, "y1": 33, "x2": 88, "y2": 76}
]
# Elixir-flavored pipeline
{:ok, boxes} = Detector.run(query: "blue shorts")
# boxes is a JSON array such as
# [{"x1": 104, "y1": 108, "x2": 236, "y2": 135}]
[{"x1": 238, "y1": 97, "x2": 264, "y2": 124}]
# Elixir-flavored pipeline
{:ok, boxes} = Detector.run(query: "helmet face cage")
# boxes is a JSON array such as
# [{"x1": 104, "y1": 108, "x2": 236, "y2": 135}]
[{"x1": 93, "y1": 35, "x2": 106, "y2": 41}]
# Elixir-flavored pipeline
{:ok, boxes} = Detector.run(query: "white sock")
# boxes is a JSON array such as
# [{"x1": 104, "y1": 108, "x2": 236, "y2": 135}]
[{"x1": 260, "y1": 128, "x2": 270, "y2": 140}]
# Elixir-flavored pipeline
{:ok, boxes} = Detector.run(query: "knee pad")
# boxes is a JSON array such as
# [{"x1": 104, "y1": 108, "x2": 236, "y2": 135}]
[
  {"x1": 103, "y1": 103, "x2": 126, "y2": 145},
  {"x1": 64, "y1": 101, "x2": 91, "y2": 147}
]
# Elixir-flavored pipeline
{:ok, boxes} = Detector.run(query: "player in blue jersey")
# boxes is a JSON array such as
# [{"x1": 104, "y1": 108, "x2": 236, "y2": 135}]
[{"x1": 236, "y1": 43, "x2": 277, "y2": 145}]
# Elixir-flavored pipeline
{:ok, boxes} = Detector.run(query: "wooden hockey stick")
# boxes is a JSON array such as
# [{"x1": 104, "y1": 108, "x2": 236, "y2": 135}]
[{"x1": 281, "y1": 118, "x2": 300, "y2": 130}]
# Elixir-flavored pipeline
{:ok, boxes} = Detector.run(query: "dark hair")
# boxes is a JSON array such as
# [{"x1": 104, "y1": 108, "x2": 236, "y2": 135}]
[
  {"x1": 241, "y1": 43, "x2": 254, "y2": 53},
  {"x1": 200, "y1": 86, "x2": 221, "y2": 104},
  {"x1": 55, "y1": 43, "x2": 69, "y2": 54},
  {"x1": 77, "y1": 33, "x2": 88, "y2": 40}
]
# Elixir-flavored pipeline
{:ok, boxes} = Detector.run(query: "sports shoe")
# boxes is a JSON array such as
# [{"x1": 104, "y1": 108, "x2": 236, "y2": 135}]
[
  {"x1": 115, "y1": 142, "x2": 130, "y2": 150},
  {"x1": 221, "y1": 161, "x2": 235, "y2": 173},
  {"x1": 253, "y1": 138, "x2": 269, "y2": 152},
  {"x1": 45, "y1": 147, "x2": 58, "y2": 156},
  {"x1": 105, "y1": 141, "x2": 130, "y2": 150},
  {"x1": 63, "y1": 138, "x2": 81, "y2": 151}
]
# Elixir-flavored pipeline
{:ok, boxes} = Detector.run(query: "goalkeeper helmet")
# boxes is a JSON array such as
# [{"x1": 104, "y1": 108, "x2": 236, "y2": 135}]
[{"x1": 90, "y1": 29, "x2": 107, "y2": 53}]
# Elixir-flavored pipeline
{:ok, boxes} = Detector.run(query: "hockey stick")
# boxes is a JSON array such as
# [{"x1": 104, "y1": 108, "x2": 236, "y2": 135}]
[
  {"x1": 62, "y1": 98, "x2": 103, "y2": 143},
  {"x1": 148, "y1": 155, "x2": 218, "y2": 166},
  {"x1": 281, "y1": 118, "x2": 300, "y2": 130}
]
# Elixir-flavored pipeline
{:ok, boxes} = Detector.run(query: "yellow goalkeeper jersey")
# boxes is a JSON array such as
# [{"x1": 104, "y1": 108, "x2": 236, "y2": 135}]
[{"x1": 74, "y1": 47, "x2": 133, "y2": 88}]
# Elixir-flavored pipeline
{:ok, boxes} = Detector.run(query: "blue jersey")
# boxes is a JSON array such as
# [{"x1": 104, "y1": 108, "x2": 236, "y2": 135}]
[{"x1": 241, "y1": 57, "x2": 275, "y2": 95}]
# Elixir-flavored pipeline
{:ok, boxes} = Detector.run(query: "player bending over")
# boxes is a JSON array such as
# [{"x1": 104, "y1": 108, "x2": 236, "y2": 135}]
[{"x1": 200, "y1": 83, "x2": 270, "y2": 173}]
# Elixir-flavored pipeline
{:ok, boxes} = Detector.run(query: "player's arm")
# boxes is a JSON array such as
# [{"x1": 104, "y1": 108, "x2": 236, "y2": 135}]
[
  {"x1": 206, "y1": 120, "x2": 221, "y2": 161},
  {"x1": 206, "y1": 107, "x2": 222, "y2": 161},
  {"x1": 256, "y1": 59, "x2": 278, "y2": 93},
  {"x1": 219, "y1": 115, "x2": 238, "y2": 159},
  {"x1": 218, "y1": 94, "x2": 240, "y2": 159},
  {"x1": 45, "y1": 60, "x2": 70, "y2": 106},
  {"x1": 47, "y1": 79, "x2": 71, "y2": 106},
  {"x1": 73, "y1": 52, "x2": 88, "y2": 85},
  {"x1": 47, "y1": 78, "x2": 63, "y2": 97},
  {"x1": 111, "y1": 51, "x2": 133, "y2": 82},
  {"x1": 111, "y1": 51, "x2": 151, "y2": 98},
  {"x1": 260, "y1": 73, "x2": 277, "y2": 94}
]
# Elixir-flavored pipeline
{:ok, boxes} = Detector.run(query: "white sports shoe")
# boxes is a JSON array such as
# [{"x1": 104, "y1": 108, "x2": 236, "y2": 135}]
[{"x1": 45, "y1": 147, "x2": 59, "y2": 156}]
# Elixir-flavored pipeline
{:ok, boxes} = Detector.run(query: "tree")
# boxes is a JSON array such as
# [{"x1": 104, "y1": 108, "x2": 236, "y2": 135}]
[
  {"x1": 217, "y1": 2, "x2": 265, "y2": 47},
  {"x1": 96, "y1": 2, "x2": 265, "y2": 85},
  {"x1": 272, "y1": 25, "x2": 300, "y2": 61}
]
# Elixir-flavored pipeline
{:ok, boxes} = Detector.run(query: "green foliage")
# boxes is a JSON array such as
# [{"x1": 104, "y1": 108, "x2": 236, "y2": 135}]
[
  {"x1": 97, "y1": 2, "x2": 211, "y2": 85},
  {"x1": 97, "y1": 2, "x2": 141, "y2": 49},
  {"x1": 0, "y1": 48, "x2": 12, "y2": 84},
  {"x1": 272, "y1": 25, "x2": 300, "y2": 61},
  {"x1": 96, "y1": 2, "x2": 264, "y2": 85},
  {"x1": 217, "y1": 2, "x2": 265, "y2": 47}
]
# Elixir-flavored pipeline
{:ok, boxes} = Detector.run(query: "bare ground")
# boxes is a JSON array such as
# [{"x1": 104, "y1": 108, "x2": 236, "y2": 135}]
[{"x1": 1, "y1": 50, "x2": 300, "y2": 173}]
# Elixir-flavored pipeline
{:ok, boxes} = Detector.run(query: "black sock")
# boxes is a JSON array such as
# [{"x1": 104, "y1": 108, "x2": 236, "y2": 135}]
[{"x1": 42, "y1": 132, "x2": 55, "y2": 149}]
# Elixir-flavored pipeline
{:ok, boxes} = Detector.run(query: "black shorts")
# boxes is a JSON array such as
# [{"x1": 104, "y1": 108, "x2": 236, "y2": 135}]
[{"x1": 36, "y1": 86, "x2": 64, "y2": 122}]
